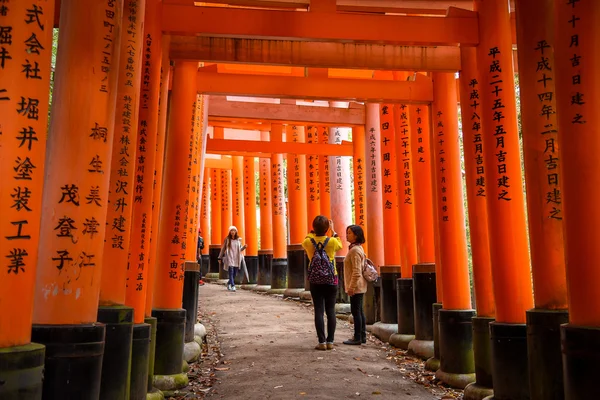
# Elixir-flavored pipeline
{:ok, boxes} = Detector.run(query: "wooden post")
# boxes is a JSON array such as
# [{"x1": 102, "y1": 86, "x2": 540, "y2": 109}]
[
  {"x1": 319, "y1": 126, "x2": 331, "y2": 218},
  {"x1": 306, "y1": 126, "x2": 321, "y2": 226},
  {"x1": 352, "y1": 126, "x2": 368, "y2": 254}
]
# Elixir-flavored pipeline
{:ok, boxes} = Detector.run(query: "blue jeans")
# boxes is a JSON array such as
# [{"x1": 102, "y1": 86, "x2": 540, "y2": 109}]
[{"x1": 228, "y1": 267, "x2": 238, "y2": 286}]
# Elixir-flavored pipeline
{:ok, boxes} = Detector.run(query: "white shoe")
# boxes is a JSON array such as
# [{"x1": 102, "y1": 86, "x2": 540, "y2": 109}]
[
  {"x1": 232, "y1": 286, "x2": 236, "y2": 292},
  {"x1": 227, "y1": 284, "x2": 232, "y2": 290}
]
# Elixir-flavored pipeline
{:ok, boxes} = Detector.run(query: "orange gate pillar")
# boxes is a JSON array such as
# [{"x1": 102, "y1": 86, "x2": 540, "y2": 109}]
[
  {"x1": 285, "y1": 126, "x2": 308, "y2": 296},
  {"x1": 407, "y1": 99, "x2": 440, "y2": 366},
  {"x1": 208, "y1": 166, "x2": 222, "y2": 280},
  {"x1": 243, "y1": 157, "x2": 259, "y2": 287},
  {"x1": 97, "y1": 0, "x2": 146, "y2": 398},
  {"x1": 376, "y1": 103, "x2": 402, "y2": 336},
  {"x1": 328, "y1": 128, "x2": 352, "y2": 256},
  {"x1": 319, "y1": 126, "x2": 331, "y2": 218},
  {"x1": 364, "y1": 103, "x2": 385, "y2": 324},
  {"x1": 219, "y1": 167, "x2": 232, "y2": 281},
  {"x1": 459, "y1": 46, "x2": 496, "y2": 400},
  {"x1": 515, "y1": 1, "x2": 569, "y2": 398},
  {"x1": 389, "y1": 102, "x2": 419, "y2": 350},
  {"x1": 257, "y1": 139, "x2": 274, "y2": 292},
  {"x1": 475, "y1": 0, "x2": 535, "y2": 398},
  {"x1": 306, "y1": 126, "x2": 321, "y2": 227},
  {"x1": 151, "y1": 61, "x2": 197, "y2": 381},
  {"x1": 352, "y1": 126, "x2": 368, "y2": 254},
  {"x1": 232, "y1": 156, "x2": 246, "y2": 286},
  {"x1": 32, "y1": 0, "x2": 122, "y2": 397},
  {"x1": 430, "y1": 72, "x2": 476, "y2": 388},
  {"x1": 269, "y1": 124, "x2": 287, "y2": 294},
  {"x1": 199, "y1": 168, "x2": 211, "y2": 277},
  {"x1": 143, "y1": 33, "x2": 171, "y2": 397},
  {"x1": 0, "y1": 1, "x2": 54, "y2": 397},
  {"x1": 553, "y1": 1, "x2": 600, "y2": 398}
]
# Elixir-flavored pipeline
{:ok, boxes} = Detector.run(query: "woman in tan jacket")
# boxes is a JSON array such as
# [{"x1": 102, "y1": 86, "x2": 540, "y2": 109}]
[{"x1": 343, "y1": 225, "x2": 368, "y2": 345}]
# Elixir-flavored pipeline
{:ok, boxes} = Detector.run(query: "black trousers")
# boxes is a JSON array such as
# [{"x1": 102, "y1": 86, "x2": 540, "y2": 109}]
[
  {"x1": 310, "y1": 283, "x2": 337, "y2": 343},
  {"x1": 350, "y1": 293, "x2": 366, "y2": 341}
]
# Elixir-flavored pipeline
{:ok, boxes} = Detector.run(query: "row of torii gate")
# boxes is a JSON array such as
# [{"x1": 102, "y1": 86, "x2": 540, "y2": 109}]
[{"x1": 1, "y1": 0, "x2": 599, "y2": 400}]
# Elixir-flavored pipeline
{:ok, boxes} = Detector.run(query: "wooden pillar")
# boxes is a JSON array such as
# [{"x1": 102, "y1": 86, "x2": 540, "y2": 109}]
[
  {"x1": 220, "y1": 168, "x2": 232, "y2": 242},
  {"x1": 259, "y1": 132, "x2": 273, "y2": 251},
  {"x1": 200, "y1": 168, "x2": 211, "y2": 255},
  {"x1": 329, "y1": 127, "x2": 352, "y2": 256},
  {"x1": 459, "y1": 46, "x2": 495, "y2": 399},
  {"x1": 515, "y1": 1, "x2": 569, "y2": 397},
  {"x1": 232, "y1": 156, "x2": 245, "y2": 244},
  {"x1": 210, "y1": 167, "x2": 222, "y2": 244},
  {"x1": 553, "y1": 1, "x2": 600, "y2": 398},
  {"x1": 379, "y1": 104, "x2": 401, "y2": 266},
  {"x1": 475, "y1": 0, "x2": 535, "y2": 397},
  {"x1": 393, "y1": 104, "x2": 418, "y2": 278},
  {"x1": 364, "y1": 103, "x2": 385, "y2": 269},
  {"x1": 287, "y1": 126, "x2": 308, "y2": 243},
  {"x1": 352, "y1": 126, "x2": 368, "y2": 254},
  {"x1": 31, "y1": 0, "x2": 121, "y2": 397},
  {"x1": 243, "y1": 158, "x2": 258, "y2": 256},
  {"x1": 270, "y1": 124, "x2": 287, "y2": 292},
  {"x1": 319, "y1": 126, "x2": 332, "y2": 218},
  {"x1": 306, "y1": 126, "x2": 321, "y2": 226},
  {"x1": 431, "y1": 72, "x2": 475, "y2": 386},
  {"x1": 0, "y1": 2, "x2": 54, "y2": 396},
  {"x1": 152, "y1": 61, "x2": 197, "y2": 308},
  {"x1": 184, "y1": 95, "x2": 203, "y2": 261},
  {"x1": 145, "y1": 33, "x2": 171, "y2": 318},
  {"x1": 409, "y1": 103, "x2": 436, "y2": 264},
  {"x1": 0, "y1": 0, "x2": 54, "y2": 348}
]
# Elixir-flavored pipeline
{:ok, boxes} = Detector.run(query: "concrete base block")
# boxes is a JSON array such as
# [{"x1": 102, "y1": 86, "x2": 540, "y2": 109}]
[
  {"x1": 194, "y1": 324, "x2": 206, "y2": 339},
  {"x1": 435, "y1": 369, "x2": 476, "y2": 390},
  {"x1": 371, "y1": 322, "x2": 398, "y2": 343},
  {"x1": 425, "y1": 357, "x2": 440, "y2": 371},
  {"x1": 203, "y1": 273, "x2": 219, "y2": 282},
  {"x1": 253, "y1": 285, "x2": 271, "y2": 292},
  {"x1": 241, "y1": 284, "x2": 258, "y2": 290},
  {"x1": 267, "y1": 288, "x2": 286, "y2": 295},
  {"x1": 389, "y1": 333, "x2": 415, "y2": 350},
  {"x1": 146, "y1": 388, "x2": 165, "y2": 400},
  {"x1": 153, "y1": 373, "x2": 188, "y2": 392},
  {"x1": 464, "y1": 383, "x2": 494, "y2": 400},
  {"x1": 183, "y1": 341, "x2": 201, "y2": 363},
  {"x1": 335, "y1": 303, "x2": 351, "y2": 314},
  {"x1": 283, "y1": 288, "x2": 304, "y2": 298},
  {"x1": 216, "y1": 279, "x2": 229, "y2": 286},
  {"x1": 299, "y1": 291, "x2": 312, "y2": 301},
  {"x1": 409, "y1": 339, "x2": 434, "y2": 360}
]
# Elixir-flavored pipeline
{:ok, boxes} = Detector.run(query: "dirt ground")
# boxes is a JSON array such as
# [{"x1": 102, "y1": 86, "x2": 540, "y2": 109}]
[{"x1": 176, "y1": 283, "x2": 463, "y2": 400}]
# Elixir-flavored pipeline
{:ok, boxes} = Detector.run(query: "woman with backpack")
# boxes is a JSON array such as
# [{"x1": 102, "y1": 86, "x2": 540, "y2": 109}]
[
  {"x1": 302, "y1": 215, "x2": 343, "y2": 350},
  {"x1": 218, "y1": 226, "x2": 247, "y2": 292},
  {"x1": 342, "y1": 225, "x2": 368, "y2": 345}
]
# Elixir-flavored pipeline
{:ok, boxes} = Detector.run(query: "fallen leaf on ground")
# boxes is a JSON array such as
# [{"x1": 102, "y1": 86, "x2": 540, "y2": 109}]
[
  {"x1": 274, "y1": 385, "x2": 283, "y2": 389},
  {"x1": 214, "y1": 367, "x2": 230, "y2": 371}
]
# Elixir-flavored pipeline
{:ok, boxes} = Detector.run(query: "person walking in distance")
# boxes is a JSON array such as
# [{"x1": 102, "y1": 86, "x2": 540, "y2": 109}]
[
  {"x1": 343, "y1": 225, "x2": 368, "y2": 345},
  {"x1": 302, "y1": 216, "x2": 343, "y2": 350},
  {"x1": 197, "y1": 229, "x2": 205, "y2": 286},
  {"x1": 218, "y1": 226, "x2": 246, "y2": 291}
]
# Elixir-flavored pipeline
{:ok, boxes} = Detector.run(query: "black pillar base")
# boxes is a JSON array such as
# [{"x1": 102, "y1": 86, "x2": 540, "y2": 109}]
[
  {"x1": 183, "y1": 262, "x2": 201, "y2": 343},
  {"x1": 257, "y1": 250, "x2": 273, "y2": 286},
  {"x1": 464, "y1": 316, "x2": 494, "y2": 400},
  {"x1": 380, "y1": 266, "x2": 401, "y2": 324},
  {"x1": 243, "y1": 255, "x2": 259, "y2": 285},
  {"x1": 270, "y1": 258, "x2": 288, "y2": 290},
  {"x1": 200, "y1": 254, "x2": 210, "y2": 277},
  {"x1": 129, "y1": 323, "x2": 151, "y2": 400},
  {"x1": 287, "y1": 245, "x2": 306, "y2": 289},
  {"x1": 364, "y1": 279, "x2": 381, "y2": 325},
  {"x1": 208, "y1": 245, "x2": 221, "y2": 275},
  {"x1": 144, "y1": 317, "x2": 158, "y2": 393},
  {"x1": 397, "y1": 278, "x2": 415, "y2": 335},
  {"x1": 436, "y1": 309, "x2": 476, "y2": 388},
  {"x1": 31, "y1": 323, "x2": 105, "y2": 399},
  {"x1": 335, "y1": 256, "x2": 349, "y2": 303},
  {"x1": 151, "y1": 309, "x2": 186, "y2": 376},
  {"x1": 97, "y1": 305, "x2": 134, "y2": 400},
  {"x1": 527, "y1": 309, "x2": 568, "y2": 400},
  {"x1": 412, "y1": 264, "x2": 437, "y2": 341},
  {"x1": 561, "y1": 323, "x2": 600, "y2": 400},
  {"x1": 0, "y1": 342, "x2": 45, "y2": 400},
  {"x1": 488, "y1": 322, "x2": 529, "y2": 400}
]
